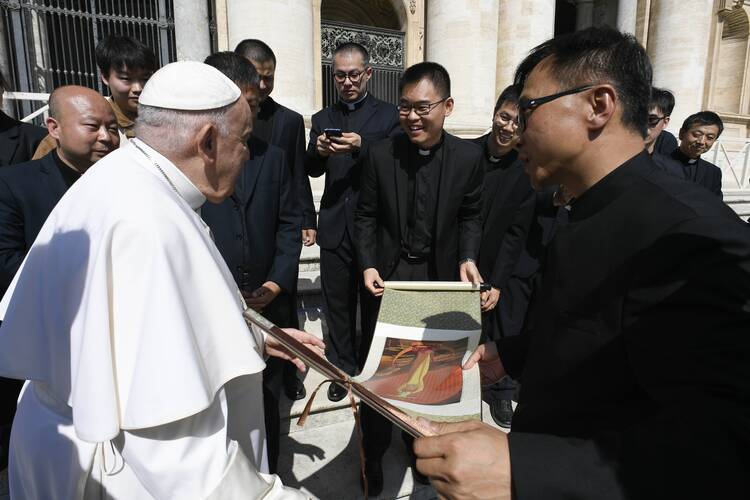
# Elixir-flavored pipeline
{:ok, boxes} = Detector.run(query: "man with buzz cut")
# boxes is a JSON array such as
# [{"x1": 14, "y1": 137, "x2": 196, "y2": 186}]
[
  {"x1": 306, "y1": 42, "x2": 400, "y2": 405},
  {"x1": 235, "y1": 38, "x2": 315, "y2": 401},
  {"x1": 355, "y1": 61, "x2": 484, "y2": 495},
  {"x1": 414, "y1": 27, "x2": 750, "y2": 500},
  {"x1": 32, "y1": 35, "x2": 157, "y2": 159}
]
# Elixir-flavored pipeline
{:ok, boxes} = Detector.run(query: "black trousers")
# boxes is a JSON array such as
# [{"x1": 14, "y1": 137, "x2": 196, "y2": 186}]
[
  {"x1": 259, "y1": 293, "x2": 294, "y2": 474},
  {"x1": 320, "y1": 227, "x2": 370, "y2": 376},
  {"x1": 361, "y1": 255, "x2": 436, "y2": 461},
  {"x1": 0, "y1": 376, "x2": 22, "y2": 470},
  {"x1": 481, "y1": 275, "x2": 533, "y2": 401}
]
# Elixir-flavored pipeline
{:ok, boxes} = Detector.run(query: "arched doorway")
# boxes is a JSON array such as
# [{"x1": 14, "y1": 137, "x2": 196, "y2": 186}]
[{"x1": 319, "y1": 0, "x2": 407, "y2": 107}]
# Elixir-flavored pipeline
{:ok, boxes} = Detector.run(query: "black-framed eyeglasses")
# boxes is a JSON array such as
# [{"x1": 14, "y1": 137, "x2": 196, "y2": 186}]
[
  {"x1": 517, "y1": 85, "x2": 594, "y2": 132},
  {"x1": 398, "y1": 97, "x2": 448, "y2": 116},
  {"x1": 647, "y1": 114, "x2": 667, "y2": 128},
  {"x1": 333, "y1": 69, "x2": 366, "y2": 83}
]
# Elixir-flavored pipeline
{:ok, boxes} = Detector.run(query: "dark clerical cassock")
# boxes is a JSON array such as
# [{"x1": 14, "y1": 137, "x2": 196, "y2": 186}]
[
  {"x1": 306, "y1": 93, "x2": 400, "y2": 377},
  {"x1": 201, "y1": 136, "x2": 302, "y2": 475},
  {"x1": 652, "y1": 148, "x2": 722, "y2": 199},
  {"x1": 499, "y1": 151, "x2": 750, "y2": 499}
]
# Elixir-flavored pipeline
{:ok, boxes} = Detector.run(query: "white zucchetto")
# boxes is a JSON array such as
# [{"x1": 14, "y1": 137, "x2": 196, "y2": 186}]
[{"x1": 139, "y1": 60, "x2": 241, "y2": 111}]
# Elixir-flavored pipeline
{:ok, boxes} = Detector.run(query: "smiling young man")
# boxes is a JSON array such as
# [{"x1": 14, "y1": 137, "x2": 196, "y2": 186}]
[
  {"x1": 413, "y1": 28, "x2": 750, "y2": 500},
  {"x1": 354, "y1": 61, "x2": 484, "y2": 495},
  {"x1": 653, "y1": 111, "x2": 724, "y2": 199},
  {"x1": 305, "y1": 42, "x2": 400, "y2": 405},
  {"x1": 470, "y1": 84, "x2": 535, "y2": 429}
]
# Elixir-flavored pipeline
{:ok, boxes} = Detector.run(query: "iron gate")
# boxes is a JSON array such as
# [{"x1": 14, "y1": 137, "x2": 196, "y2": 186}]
[
  {"x1": 1, "y1": 0, "x2": 176, "y2": 119},
  {"x1": 321, "y1": 20, "x2": 404, "y2": 108}
]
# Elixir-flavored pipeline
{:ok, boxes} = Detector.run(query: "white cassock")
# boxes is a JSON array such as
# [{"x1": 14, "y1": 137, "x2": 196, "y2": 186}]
[{"x1": 0, "y1": 139, "x2": 311, "y2": 499}]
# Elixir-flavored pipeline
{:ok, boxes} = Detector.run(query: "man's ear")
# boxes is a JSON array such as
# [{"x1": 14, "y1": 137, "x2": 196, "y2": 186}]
[
  {"x1": 678, "y1": 128, "x2": 685, "y2": 141},
  {"x1": 663, "y1": 116, "x2": 670, "y2": 127},
  {"x1": 443, "y1": 97, "x2": 455, "y2": 118},
  {"x1": 587, "y1": 85, "x2": 616, "y2": 130},
  {"x1": 100, "y1": 72, "x2": 111, "y2": 88},
  {"x1": 196, "y1": 123, "x2": 218, "y2": 167},
  {"x1": 47, "y1": 117, "x2": 61, "y2": 140}
]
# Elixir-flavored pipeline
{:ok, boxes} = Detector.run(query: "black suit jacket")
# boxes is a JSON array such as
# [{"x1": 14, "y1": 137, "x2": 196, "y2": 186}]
[
  {"x1": 652, "y1": 129, "x2": 678, "y2": 155},
  {"x1": 500, "y1": 152, "x2": 750, "y2": 499},
  {"x1": 0, "y1": 153, "x2": 68, "y2": 295},
  {"x1": 355, "y1": 132, "x2": 484, "y2": 280},
  {"x1": 202, "y1": 137, "x2": 302, "y2": 304},
  {"x1": 262, "y1": 97, "x2": 316, "y2": 230},
  {"x1": 470, "y1": 136, "x2": 534, "y2": 289},
  {"x1": 0, "y1": 112, "x2": 47, "y2": 167},
  {"x1": 652, "y1": 149, "x2": 722, "y2": 199},
  {"x1": 306, "y1": 94, "x2": 400, "y2": 249}
]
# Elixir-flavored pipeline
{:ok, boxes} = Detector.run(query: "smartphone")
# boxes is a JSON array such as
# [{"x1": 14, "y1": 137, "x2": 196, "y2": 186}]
[{"x1": 324, "y1": 128, "x2": 343, "y2": 138}]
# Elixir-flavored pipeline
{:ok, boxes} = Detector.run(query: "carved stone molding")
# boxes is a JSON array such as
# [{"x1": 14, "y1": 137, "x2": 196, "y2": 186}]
[{"x1": 321, "y1": 22, "x2": 404, "y2": 68}]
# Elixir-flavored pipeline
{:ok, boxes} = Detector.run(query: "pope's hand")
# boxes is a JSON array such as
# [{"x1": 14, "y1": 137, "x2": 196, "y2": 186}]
[
  {"x1": 463, "y1": 342, "x2": 506, "y2": 386},
  {"x1": 265, "y1": 328, "x2": 326, "y2": 373},
  {"x1": 414, "y1": 419, "x2": 512, "y2": 500},
  {"x1": 363, "y1": 268, "x2": 384, "y2": 297}
]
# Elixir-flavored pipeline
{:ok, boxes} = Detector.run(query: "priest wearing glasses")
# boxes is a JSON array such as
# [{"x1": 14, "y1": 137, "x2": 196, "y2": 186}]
[{"x1": 305, "y1": 42, "x2": 400, "y2": 403}]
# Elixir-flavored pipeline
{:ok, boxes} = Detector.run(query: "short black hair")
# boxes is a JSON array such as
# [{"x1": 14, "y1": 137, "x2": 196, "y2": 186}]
[
  {"x1": 234, "y1": 39, "x2": 276, "y2": 66},
  {"x1": 333, "y1": 42, "x2": 369, "y2": 66},
  {"x1": 650, "y1": 87, "x2": 675, "y2": 116},
  {"x1": 399, "y1": 62, "x2": 450, "y2": 98},
  {"x1": 95, "y1": 35, "x2": 158, "y2": 76},
  {"x1": 514, "y1": 27, "x2": 652, "y2": 138},
  {"x1": 204, "y1": 51, "x2": 260, "y2": 89},
  {"x1": 494, "y1": 84, "x2": 522, "y2": 113},
  {"x1": 680, "y1": 111, "x2": 724, "y2": 138}
]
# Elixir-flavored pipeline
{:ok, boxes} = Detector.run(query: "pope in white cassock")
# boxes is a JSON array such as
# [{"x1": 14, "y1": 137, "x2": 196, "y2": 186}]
[{"x1": 0, "y1": 61, "x2": 323, "y2": 499}]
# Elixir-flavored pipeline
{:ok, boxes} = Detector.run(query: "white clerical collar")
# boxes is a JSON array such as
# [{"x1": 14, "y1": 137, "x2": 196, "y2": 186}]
[
  {"x1": 687, "y1": 158, "x2": 698, "y2": 164},
  {"x1": 488, "y1": 155, "x2": 501, "y2": 163},
  {"x1": 131, "y1": 138, "x2": 206, "y2": 210},
  {"x1": 341, "y1": 92, "x2": 368, "y2": 111},
  {"x1": 418, "y1": 148, "x2": 431, "y2": 156}
]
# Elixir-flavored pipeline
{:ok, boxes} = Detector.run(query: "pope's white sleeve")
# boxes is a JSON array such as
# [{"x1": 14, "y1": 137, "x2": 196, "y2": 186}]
[{"x1": 115, "y1": 387, "x2": 312, "y2": 499}]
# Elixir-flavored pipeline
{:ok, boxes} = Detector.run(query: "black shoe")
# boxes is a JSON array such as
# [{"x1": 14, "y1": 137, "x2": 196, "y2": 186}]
[
  {"x1": 490, "y1": 398, "x2": 514, "y2": 429},
  {"x1": 327, "y1": 382, "x2": 348, "y2": 402},
  {"x1": 283, "y1": 374, "x2": 306, "y2": 401},
  {"x1": 360, "y1": 459, "x2": 384, "y2": 497}
]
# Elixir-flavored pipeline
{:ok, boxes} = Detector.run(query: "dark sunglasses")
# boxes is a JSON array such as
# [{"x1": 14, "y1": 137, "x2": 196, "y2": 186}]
[
  {"x1": 517, "y1": 85, "x2": 594, "y2": 132},
  {"x1": 647, "y1": 114, "x2": 667, "y2": 128}
]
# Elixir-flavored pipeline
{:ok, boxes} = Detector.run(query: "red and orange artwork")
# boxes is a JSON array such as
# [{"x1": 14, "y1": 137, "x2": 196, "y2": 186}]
[{"x1": 362, "y1": 338, "x2": 467, "y2": 405}]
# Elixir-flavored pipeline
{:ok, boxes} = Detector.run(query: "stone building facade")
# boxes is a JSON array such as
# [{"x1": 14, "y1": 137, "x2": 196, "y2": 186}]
[{"x1": 174, "y1": 0, "x2": 748, "y2": 140}]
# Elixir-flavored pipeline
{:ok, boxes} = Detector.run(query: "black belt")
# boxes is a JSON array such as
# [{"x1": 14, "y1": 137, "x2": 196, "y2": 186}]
[{"x1": 400, "y1": 250, "x2": 429, "y2": 262}]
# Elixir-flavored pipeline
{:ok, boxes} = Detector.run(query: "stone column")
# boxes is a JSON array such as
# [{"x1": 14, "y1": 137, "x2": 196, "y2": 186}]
[
  {"x1": 426, "y1": 0, "x2": 499, "y2": 136},
  {"x1": 647, "y1": 1, "x2": 714, "y2": 132},
  {"x1": 616, "y1": 0, "x2": 638, "y2": 34},
  {"x1": 405, "y1": 0, "x2": 425, "y2": 67},
  {"x1": 495, "y1": 0, "x2": 556, "y2": 95},
  {"x1": 174, "y1": 0, "x2": 211, "y2": 61},
  {"x1": 226, "y1": 0, "x2": 316, "y2": 117},
  {"x1": 576, "y1": 0, "x2": 595, "y2": 30}
]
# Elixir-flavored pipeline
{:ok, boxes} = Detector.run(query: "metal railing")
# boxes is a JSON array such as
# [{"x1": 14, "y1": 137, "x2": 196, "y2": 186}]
[{"x1": 708, "y1": 137, "x2": 750, "y2": 192}]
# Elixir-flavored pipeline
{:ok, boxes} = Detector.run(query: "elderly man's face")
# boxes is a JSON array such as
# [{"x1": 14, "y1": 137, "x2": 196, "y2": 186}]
[
  {"x1": 213, "y1": 98, "x2": 252, "y2": 200},
  {"x1": 516, "y1": 60, "x2": 590, "y2": 189},
  {"x1": 48, "y1": 91, "x2": 120, "y2": 172}
]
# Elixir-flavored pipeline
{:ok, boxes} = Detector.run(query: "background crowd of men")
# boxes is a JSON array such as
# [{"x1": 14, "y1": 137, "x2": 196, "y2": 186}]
[{"x1": 0, "y1": 26, "x2": 747, "y2": 499}]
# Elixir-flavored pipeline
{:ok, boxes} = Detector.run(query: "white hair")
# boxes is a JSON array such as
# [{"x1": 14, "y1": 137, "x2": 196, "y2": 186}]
[{"x1": 135, "y1": 103, "x2": 233, "y2": 148}]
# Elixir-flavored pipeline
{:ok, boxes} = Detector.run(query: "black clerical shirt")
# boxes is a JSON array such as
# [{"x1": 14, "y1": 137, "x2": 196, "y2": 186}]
[
  {"x1": 403, "y1": 139, "x2": 442, "y2": 256},
  {"x1": 652, "y1": 148, "x2": 723, "y2": 199},
  {"x1": 253, "y1": 98, "x2": 276, "y2": 145},
  {"x1": 339, "y1": 93, "x2": 371, "y2": 137},
  {"x1": 52, "y1": 150, "x2": 82, "y2": 188}
]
